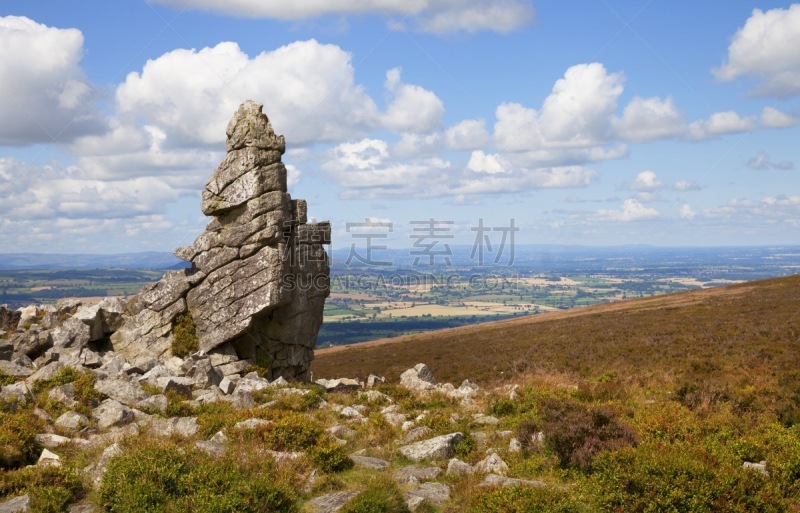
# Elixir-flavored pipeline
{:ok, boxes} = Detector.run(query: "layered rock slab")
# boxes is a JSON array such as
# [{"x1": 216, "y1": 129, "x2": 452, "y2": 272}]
[{"x1": 110, "y1": 100, "x2": 329, "y2": 381}]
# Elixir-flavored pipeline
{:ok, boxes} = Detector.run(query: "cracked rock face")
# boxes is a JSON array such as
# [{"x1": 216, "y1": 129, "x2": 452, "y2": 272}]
[{"x1": 110, "y1": 100, "x2": 330, "y2": 381}]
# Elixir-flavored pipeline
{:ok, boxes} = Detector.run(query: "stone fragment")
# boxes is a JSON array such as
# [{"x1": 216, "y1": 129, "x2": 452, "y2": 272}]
[
  {"x1": 306, "y1": 490, "x2": 361, "y2": 513},
  {"x1": 37, "y1": 448, "x2": 61, "y2": 467},
  {"x1": 35, "y1": 433, "x2": 72, "y2": 449},
  {"x1": 399, "y1": 432, "x2": 463, "y2": 462},
  {"x1": 394, "y1": 465, "x2": 441, "y2": 484},
  {"x1": 55, "y1": 411, "x2": 90, "y2": 432},
  {"x1": 0, "y1": 494, "x2": 30, "y2": 513},
  {"x1": 400, "y1": 364, "x2": 437, "y2": 391},
  {"x1": 478, "y1": 474, "x2": 547, "y2": 488},
  {"x1": 350, "y1": 455, "x2": 390, "y2": 470},
  {"x1": 92, "y1": 400, "x2": 135, "y2": 430},
  {"x1": 406, "y1": 482, "x2": 450, "y2": 506},
  {"x1": 446, "y1": 458, "x2": 473, "y2": 476},
  {"x1": 474, "y1": 453, "x2": 509, "y2": 475},
  {"x1": 743, "y1": 461, "x2": 770, "y2": 476}
]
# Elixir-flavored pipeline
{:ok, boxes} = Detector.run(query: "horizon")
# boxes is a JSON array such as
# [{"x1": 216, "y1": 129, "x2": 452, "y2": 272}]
[{"x1": 1, "y1": 2, "x2": 799, "y2": 252}]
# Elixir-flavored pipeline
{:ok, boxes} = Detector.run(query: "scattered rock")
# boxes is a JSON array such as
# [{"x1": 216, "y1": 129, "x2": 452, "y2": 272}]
[
  {"x1": 196, "y1": 431, "x2": 228, "y2": 458},
  {"x1": 136, "y1": 394, "x2": 168, "y2": 413},
  {"x1": 478, "y1": 474, "x2": 546, "y2": 488},
  {"x1": 37, "y1": 448, "x2": 61, "y2": 467},
  {"x1": 743, "y1": 461, "x2": 770, "y2": 476},
  {"x1": 0, "y1": 361, "x2": 31, "y2": 378},
  {"x1": 394, "y1": 465, "x2": 441, "y2": 484},
  {"x1": 35, "y1": 433, "x2": 72, "y2": 449},
  {"x1": 350, "y1": 455, "x2": 390, "y2": 471},
  {"x1": 474, "y1": 453, "x2": 509, "y2": 476},
  {"x1": 234, "y1": 418, "x2": 273, "y2": 430},
  {"x1": 92, "y1": 399, "x2": 135, "y2": 430},
  {"x1": 446, "y1": 458, "x2": 473, "y2": 476},
  {"x1": 406, "y1": 482, "x2": 450, "y2": 506},
  {"x1": 55, "y1": 411, "x2": 89, "y2": 432},
  {"x1": 315, "y1": 377, "x2": 362, "y2": 392},
  {"x1": 0, "y1": 494, "x2": 30, "y2": 513},
  {"x1": 399, "y1": 432, "x2": 463, "y2": 462},
  {"x1": 401, "y1": 426, "x2": 433, "y2": 445},
  {"x1": 306, "y1": 490, "x2": 361, "y2": 513},
  {"x1": 400, "y1": 363, "x2": 437, "y2": 391}
]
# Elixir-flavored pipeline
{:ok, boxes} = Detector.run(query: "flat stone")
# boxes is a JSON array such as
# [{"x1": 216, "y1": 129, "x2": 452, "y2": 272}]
[
  {"x1": 306, "y1": 490, "x2": 361, "y2": 513},
  {"x1": 35, "y1": 433, "x2": 72, "y2": 449},
  {"x1": 0, "y1": 494, "x2": 30, "y2": 513},
  {"x1": 55, "y1": 411, "x2": 90, "y2": 432},
  {"x1": 406, "y1": 482, "x2": 450, "y2": 505},
  {"x1": 394, "y1": 465, "x2": 441, "y2": 484},
  {"x1": 478, "y1": 474, "x2": 547, "y2": 488},
  {"x1": 351, "y1": 455, "x2": 390, "y2": 471},
  {"x1": 399, "y1": 432, "x2": 462, "y2": 462}
]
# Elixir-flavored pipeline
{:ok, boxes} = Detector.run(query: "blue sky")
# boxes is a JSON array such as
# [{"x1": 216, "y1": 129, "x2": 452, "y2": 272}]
[{"x1": 0, "y1": 1, "x2": 798, "y2": 254}]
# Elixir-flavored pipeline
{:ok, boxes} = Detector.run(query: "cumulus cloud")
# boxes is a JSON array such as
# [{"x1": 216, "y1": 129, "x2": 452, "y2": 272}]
[
  {"x1": 445, "y1": 119, "x2": 489, "y2": 150},
  {"x1": 321, "y1": 137, "x2": 597, "y2": 199},
  {"x1": 688, "y1": 111, "x2": 756, "y2": 140},
  {"x1": 596, "y1": 199, "x2": 660, "y2": 222},
  {"x1": 115, "y1": 40, "x2": 378, "y2": 148},
  {"x1": 0, "y1": 157, "x2": 188, "y2": 221},
  {"x1": 149, "y1": 0, "x2": 534, "y2": 34},
  {"x1": 627, "y1": 170, "x2": 663, "y2": 192},
  {"x1": 760, "y1": 106, "x2": 797, "y2": 128},
  {"x1": 613, "y1": 96, "x2": 685, "y2": 142},
  {"x1": 704, "y1": 195, "x2": 800, "y2": 228},
  {"x1": 714, "y1": 4, "x2": 800, "y2": 97},
  {"x1": 679, "y1": 204, "x2": 697, "y2": 220},
  {"x1": 494, "y1": 63, "x2": 624, "y2": 152},
  {"x1": 381, "y1": 68, "x2": 444, "y2": 133},
  {"x1": 0, "y1": 16, "x2": 102, "y2": 145},
  {"x1": 747, "y1": 151, "x2": 794, "y2": 171}
]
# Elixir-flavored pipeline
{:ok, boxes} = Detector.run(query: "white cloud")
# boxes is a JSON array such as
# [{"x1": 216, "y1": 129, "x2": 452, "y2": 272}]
[
  {"x1": 495, "y1": 63, "x2": 624, "y2": 152},
  {"x1": 393, "y1": 132, "x2": 442, "y2": 158},
  {"x1": 688, "y1": 111, "x2": 756, "y2": 140},
  {"x1": 0, "y1": 16, "x2": 102, "y2": 145},
  {"x1": 760, "y1": 106, "x2": 797, "y2": 128},
  {"x1": 613, "y1": 96, "x2": 685, "y2": 142},
  {"x1": 628, "y1": 170, "x2": 663, "y2": 192},
  {"x1": 381, "y1": 68, "x2": 444, "y2": 133},
  {"x1": 679, "y1": 204, "x2": 697, "y2": 220},
  {"x1": 149, "y1": 0, "x2": 534, "y2": 34},
  {"x1": 747, "y1": 151, "x2": 794, "y2": 171},
  {"x1": 673, "y1": 180, "x2": 702, "y2": 191},
  {"x1": 704, "y1": 195, "x2": 800, "y2": 227},
  {"x1": 445, "y1": 119, "x2": 489, "y2": 150},
  {"x1": 714, "y1": 4, "x2": 800, "y2": 97},
  {"x1": 596, "y1": 199, "x2": 660, "y2": 222},
  {"x1": 467, "y1": 151, "x2": 509, "y2": 174},
  {"x1": 454, "y1": 166, "x2": 596, "y2": 195},
  {"x1": 115, "y1": 40, "x2": 378, "y2": 149},
  {"x1": 0, "y1": 157, "x2": 187, "y2": 221}
]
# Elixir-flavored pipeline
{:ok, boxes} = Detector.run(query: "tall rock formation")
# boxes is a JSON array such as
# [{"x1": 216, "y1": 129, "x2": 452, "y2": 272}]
[{"x1": 110, "y1": 101, "x2": 330, "y2": 381}]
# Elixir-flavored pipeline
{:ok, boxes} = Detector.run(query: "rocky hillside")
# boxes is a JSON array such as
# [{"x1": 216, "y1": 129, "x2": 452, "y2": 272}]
[{"x1": 1, "y1": 275, "x2": 799, "y2": 511}]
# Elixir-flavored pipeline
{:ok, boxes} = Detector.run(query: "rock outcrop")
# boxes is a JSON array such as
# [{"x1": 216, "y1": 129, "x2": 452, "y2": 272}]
[{"x1": 110, "y1": 100, "x2": 330, "y2": 381}]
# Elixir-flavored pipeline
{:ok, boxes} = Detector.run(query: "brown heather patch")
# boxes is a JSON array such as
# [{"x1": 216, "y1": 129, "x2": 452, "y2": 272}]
[{"x1": 313, "y1": 275, "x2": 800, "y2": 414}]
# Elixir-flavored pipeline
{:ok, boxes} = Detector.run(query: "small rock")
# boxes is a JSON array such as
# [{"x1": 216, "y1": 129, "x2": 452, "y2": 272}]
[
  {"x1": 55, "y1": 411, "x2": 90, "y2": 432},
  {"x1": 136, "y1": 394, "x2": 168, "y2": 413},
  {"x1": 402, "y1": 426, "x2": 433, "y2": 445},
  {"x1": 394, "y1": 465, "x2": 441, "y2": 484},
  {"x1": 37, "y1": 448, "x2": 61, "y2": 467},
  {"x1": 399, "y1": 432, "x2": 463, "y2": 462},
  {"x1": 743, "y1": 461, "x2": 770, "y2": 476},
  {"x1": 306, "y1": 490, "x2": 361, "y2": 513},
  {"x1": 315, "y1": 377, "x2": 362, "y2": 392},
  {"x1": 474, "y1": 453, "x2": 509, "y2": 476},
  {"x1": 472, "y1": 414, "x2": 499, "y2": 425},
  {"x1": 0, "y1": 494, "x2": 30, "y2": 512},
  {"x1": 446, "y1": 458, "x2": 473, "y2": 476},
  {"x1": 156, "y1": 376, "x2": 193, "y2": 395},
  {"x1": 196, "y1": 431, "x2": 228, "y2": 457},
  {"x1": 479, "y1": 474, "x2": 546, "y2": 488},
  {"x1": 0, "y1": 361, "x2": 32, "y2": 378},
  {"x1": 327, "y1": 424, "x2": 358, "y2": 439},
  {"x1": 92, "y1": 399, "x2": 135, "y2": 430},
  {"x1": 1, "y1": 381, "x2": 32, "y2": 405},
  {"x1": 350, "y1": 455, "x2": 390, "y2": 470},
  {"x1": 509, "y1": 438, "x2": 522, "y2": 453},
  {"x1": 406, "y1": 482, "x2": 450, "y2": 506},
  {"x1": 218, "y1": 376, "x2": 236, "y2": 395},
  {"x1": 94, "y1": 378, "x2": 149, "y2": 406},
  {"x1": 234, "y1": 418, "x2": 273, "y2": 430},
  {"x1": 366, "y1": 374, "x2": 386, "y2": 388},
  {"x1": 400, "y1": 363, "x2": 437, "y2": 391},
  {"x1": 340, "y1": 406, "x2": 363, "y2": 419},
  {"x1": 35, "y1": 433, "x2": 72, "y2": 449}
]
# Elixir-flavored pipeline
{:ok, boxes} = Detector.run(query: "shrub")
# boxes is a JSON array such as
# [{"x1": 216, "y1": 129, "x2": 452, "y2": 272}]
[
  {"x1": 516, "y1": 418, "x2": 542, "y2": 453},
  {"x1": 259, "y1": 412, "x2": 324, "y2": 452},
  {"x1": 454, "y1": 433, "x2": 477, "y2": 460},
  {"x1": 538, "y1": 398, "x2": 637, "y2": 472},
  {"x1": 0, "y1": 410, "x2": 44, "y2": 469},
  {"x1": 488, "y1": 397, "x2": 517, "y2": 417},
  {"x1": 99, "y1": 438, "x2": 298, "y2": 513},
  {"x1": 590, "y1": 443, "x2": 785, "y2": 512},
  {"x1": 340, "y1": 477, "x2": 410, "y2": 513},
  {"x1": 171, "y1": 311, "x2": 198, "y2": 357},
  {"x1": 471, "y1": 485, "x2": 588, "y2": 513},
  {"x1": 32, "y1": 366, "x2": 102, "y2": 416},
  {"x1": 0, "y1": 372, "x2": 15, "y2": 387},
  {"x1": 311, "y1": 441, "x2": 354, "y2": 473},
  {"x1": 0, "y1": 464, "x2": 82, "y2": 512}
]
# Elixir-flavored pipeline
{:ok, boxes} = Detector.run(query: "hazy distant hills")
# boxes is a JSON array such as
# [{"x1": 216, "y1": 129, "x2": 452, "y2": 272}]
[{"x1": 0, "y1": 252, "x2": 185, "y2": 270}]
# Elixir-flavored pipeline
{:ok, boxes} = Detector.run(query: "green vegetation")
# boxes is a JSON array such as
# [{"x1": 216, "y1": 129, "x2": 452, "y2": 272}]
[
  {"x1": 340, "y1": 477, "x2": 410, "y2": 513},
  {"x1": 99, "y1": 438, "x2": 298, "y2": 513},
  {"x1": 171, "y1": 311, "x2": 199, "y2": 357},
  {"x1": 471, "y1": 486, "x2": 587, "y2": 513},
  {"x1": 0, "y1": 465, "x2": 82, "y2": 512},
  {"x1": 0, "y1": 410, "x2": 45, "y2": 469}
]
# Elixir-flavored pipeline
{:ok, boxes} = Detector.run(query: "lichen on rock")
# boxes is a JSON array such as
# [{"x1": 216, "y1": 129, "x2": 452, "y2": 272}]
[{"x1": 109, "y1": 100, "x2": 330, "y2": 381}]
